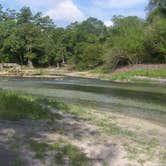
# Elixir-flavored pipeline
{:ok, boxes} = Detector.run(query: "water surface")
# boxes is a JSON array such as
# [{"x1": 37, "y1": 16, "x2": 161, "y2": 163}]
[{"x1": 0, "y1": 77, "x2": 166, "y2": 126}]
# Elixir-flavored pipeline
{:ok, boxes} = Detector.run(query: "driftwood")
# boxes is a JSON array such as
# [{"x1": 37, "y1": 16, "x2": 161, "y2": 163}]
[{"x1": 0, "y1": 63, "x2": 21, "y2": 71}]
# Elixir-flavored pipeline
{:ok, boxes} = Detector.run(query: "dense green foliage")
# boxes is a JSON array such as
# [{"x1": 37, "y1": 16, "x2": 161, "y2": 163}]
[
  {"x1": 105, "y1": 16, "x2": 146, "y2": 68},
  {"x1": 0, "y1": 0, "x2": 165, "y2": 70}
]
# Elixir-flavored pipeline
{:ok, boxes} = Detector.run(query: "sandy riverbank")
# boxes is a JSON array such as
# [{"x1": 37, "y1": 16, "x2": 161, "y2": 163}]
[{"x1": 0, "y1": 64, "x2": 166, "y2": 85}]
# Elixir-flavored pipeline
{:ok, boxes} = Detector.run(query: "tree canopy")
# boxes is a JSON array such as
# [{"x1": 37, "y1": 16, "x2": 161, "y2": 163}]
[{"x1": 0, "y1": 0, "x2": 165, "y2": 69}]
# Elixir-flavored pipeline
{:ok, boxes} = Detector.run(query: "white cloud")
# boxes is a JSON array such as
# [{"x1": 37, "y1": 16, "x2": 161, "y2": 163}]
[
  {"x1": 45, "y1": 0, "x2": 85, "y2": 22},
  {"x1": 12, "y1": 0, "x2": 85, "y2": 25},
  {"x1": 19, "y1": 0, "x2": 61, "y2": 9},
  {"x1": 1, "y1": 0, "x2": 147, "y2": 26},
  {"x1": 93, "y1": 0, "x2": 147, "y2": 9},
  {"x1": 104, "y1": 20, "x2": 113, "y2": 27}
]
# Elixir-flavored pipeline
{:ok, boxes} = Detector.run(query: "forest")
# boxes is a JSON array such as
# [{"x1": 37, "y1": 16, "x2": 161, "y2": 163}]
[{"x1": 0, "y1": 0, "x2": 165, "y2": 70}]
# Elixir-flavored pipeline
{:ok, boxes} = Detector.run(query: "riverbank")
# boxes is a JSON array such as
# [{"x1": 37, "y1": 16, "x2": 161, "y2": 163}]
[
  {"x1": 0, "y1": 90, "x2": 166, "y2": 166},
  {"x1": 0, "y1": 64, "x2": 166, "y2": 84}
]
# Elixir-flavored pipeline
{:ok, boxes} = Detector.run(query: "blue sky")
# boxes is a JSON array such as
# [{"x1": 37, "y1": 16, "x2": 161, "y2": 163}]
[{"x1": 0, "y1": 0, "x2": 149, "y2": 27}]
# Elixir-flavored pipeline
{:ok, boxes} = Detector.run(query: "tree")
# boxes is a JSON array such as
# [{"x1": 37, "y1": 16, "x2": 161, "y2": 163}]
[
  {"x1": 0, "y1": 3, "x2": 165, "y2": 70},
  {"x1": 2, "y1": 27, "x2": 25, "y2": 64},
  {"x1": 145, "y1": 17, "x2": 166, "y2": 62},
  {"x1": 147, "y1": 0, "x2": 166, "y2": 21},
  {"x1": 82, "y1": 44, "x2": 104, "y2": 69},
  {"x1": 105, "y1": 16, "x2": 147, "y2": 68},
  {"x1": 17, "y1": 7, "x2": 33, "y2": 24},
  {"x1": 16, "y1": 7, "x2": 51, "y2": 67},
  {"x1": 65, "y1": 18, "x2": 107, "y2": 69}
]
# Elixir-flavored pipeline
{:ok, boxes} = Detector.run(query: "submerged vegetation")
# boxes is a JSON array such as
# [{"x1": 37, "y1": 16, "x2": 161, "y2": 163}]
[{"x1": 0, "y1": 0, "x2": 165, "y2": 71}]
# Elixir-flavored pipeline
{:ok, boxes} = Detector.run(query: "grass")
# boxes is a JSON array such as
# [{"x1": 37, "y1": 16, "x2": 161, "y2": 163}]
[
  {"x1": 29, "y1": 139, "x2": 89, "y2": 166},
  {"x1": 97, "y1": 68, "x2": 166, "y2": 81},
  {"x1": 53, "y1": 104, "x2": 161, "y2": 162},
  {"x1": 162, "y1": 153, "x2": 166, "y2": 163},
  {"x1": 89, "y1": 67, "x2": 110, "y2": 74},
  {"x1": 0, "y1": 90, "x2": 60, "y2": 121},
  {"x1": 36, "y1": 97, "x2": 69, "y2": 110},
  {"x1": 111, "y1": 69, "x2": 166, "y2": 79},
  {"x1": 59, "y1": 104, "x2": 134, "y2": 137},
  {"x1": 124, "y1": 138, "x2": 159, "y2": 161},
  {"x1": 11, "y1": 156, "x2": 24, "y2": 166},
  {"x1": 29, "y1": 140, "x2": 50, "y2": 159},
  {"x1": 0, "y1": 89, "x2": 164, "y2": 164}
]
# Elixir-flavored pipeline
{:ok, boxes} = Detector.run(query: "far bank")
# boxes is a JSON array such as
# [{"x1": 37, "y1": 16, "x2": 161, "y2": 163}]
[{"x1": 0, "y1": 64, "x2": 166, "y2": 85}]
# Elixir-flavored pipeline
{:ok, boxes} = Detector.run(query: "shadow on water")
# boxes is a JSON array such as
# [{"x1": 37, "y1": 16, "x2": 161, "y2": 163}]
[{"x1": 40, "y1": 83, "x2": 166, "y2": 107}]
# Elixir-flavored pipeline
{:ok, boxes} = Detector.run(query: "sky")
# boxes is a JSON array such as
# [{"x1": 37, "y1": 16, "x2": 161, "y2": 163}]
[{"x1": 0, "y1": 0, "x2": 149, "y2": 27}]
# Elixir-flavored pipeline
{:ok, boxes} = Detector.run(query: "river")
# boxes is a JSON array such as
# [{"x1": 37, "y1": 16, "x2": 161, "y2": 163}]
[{"x1": 0, "y1": 76, "x2": 166, "y2": 126}]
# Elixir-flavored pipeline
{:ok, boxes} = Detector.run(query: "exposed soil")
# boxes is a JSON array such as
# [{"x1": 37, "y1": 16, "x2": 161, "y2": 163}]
[{"x1": 0, "y1": 106, "x2": 166, "y2": 166}]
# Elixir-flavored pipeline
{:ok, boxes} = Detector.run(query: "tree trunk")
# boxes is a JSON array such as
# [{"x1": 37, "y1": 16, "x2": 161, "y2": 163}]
[
  {"x1": 27, "y1": 42, "x2": 33, "y2": 68},
  {"x1": 19, "y1": 54, "x2": 23, "y2": 65},
  {"x1": 61, "y1": 47, "x2": 65, "y2": 65},
  {"x1": 62, "y1": 56, "x2": 65, "y2": 65},
  {"x1": 28, "y1": 59, "x2": 33, "y2": 68},
  {"x1": 56, "y1": 62, "x2": 60, "y2": 68}
]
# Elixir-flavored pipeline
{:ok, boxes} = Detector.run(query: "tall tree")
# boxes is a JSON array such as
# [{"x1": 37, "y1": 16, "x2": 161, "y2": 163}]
[
  {"x1": 147, "y1": 0, "x2": 166, "y2": 21},
  {"x1": 105, "y1": 16, "x2": 146, "y2": 68}
]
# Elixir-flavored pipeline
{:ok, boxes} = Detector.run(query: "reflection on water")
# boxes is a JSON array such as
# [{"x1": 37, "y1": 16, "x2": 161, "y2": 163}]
[{"x1": 0, "y1": 77, "x2": 166, "y2": 126}]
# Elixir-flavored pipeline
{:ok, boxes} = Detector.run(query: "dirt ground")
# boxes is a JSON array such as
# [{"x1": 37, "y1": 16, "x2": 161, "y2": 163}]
[{"x1": 0, "y1": 106, "x2": 166, "y2": 166}]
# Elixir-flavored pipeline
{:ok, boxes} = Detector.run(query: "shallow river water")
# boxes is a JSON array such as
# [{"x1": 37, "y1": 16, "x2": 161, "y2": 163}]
[{"x1": 0, "y1": 76, "x2": 166, "y2": 126}]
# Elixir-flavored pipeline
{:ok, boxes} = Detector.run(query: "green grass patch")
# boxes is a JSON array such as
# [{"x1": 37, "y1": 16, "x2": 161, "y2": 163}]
[
  {"x1": 95, "y1": 68, "x2": 166, "y2": 81},
  {"x1": 162, "y1": 153, "x2": 166, "y2": 163},
  {"x1": 110, "y1": 68, "x2": 166, "y2": 80},
  {"x1": 61, "y1": 104, "x2": 134, "y2": 137},
  {"x1": 59, "y1": 104, "x2": 161, "y2": 161},
  {"x1": 29, "y1": 140, "x2": 50, "y2": 159},
  {"x1": 161, "y1": 148, "x2": 166, "y2": 163},
  {"x1": 89, "y1": 67, "x2": 110, "y2": 74},
  {"x1": 123, "y1": 137, "x2": 159, "y2": 162},
  {"x1": 0, "y1": 90, "x2": 59, "y2": 121},
  {"x1": 11, "y1": 156, "x2": 24, "y2": 166},
  {"x1": 36, "y1": 97, "x2": 69, "y2": 110},
  {"x1": 29, "y1": 139, "x2": 89, "y2": 165}
]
